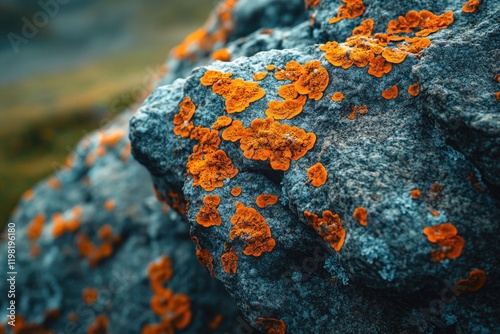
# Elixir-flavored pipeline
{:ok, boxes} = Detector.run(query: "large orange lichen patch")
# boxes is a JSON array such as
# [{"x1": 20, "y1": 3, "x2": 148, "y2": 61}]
[
  {"x1": 294, "y1": 60, "x2": 329, "y2": 100},
  {"x1": 255, "y1": 317, "x2": 286, "y2": 334},
  {"x1": 353, "y1": 207, "x2": 368, "y2": 226},
  {"x1": 173, "y1": 97, "x2": 196, "y2": 138},
  {"x1": 456, "y1": 269, "x2": 486, "y2": 292},
  {"x1": 308, "y1": 162, "x2": 328, "y2": 187},
  {"x1": 230, "y1": 203, "x2": 276, "y2": 256},
  {"x1": 222, "y1": 117, "x2": 316, "y2": 171},
  {"x1": 329, "y1": 0, "x2": 365, "y2": 24},
  {"x1": 256, "y1": 194, "x2": 278, "y2": 208},
  {"x1": 201, "y1": 70, "x2": 265, "y2": 113},
  {"x1": 304, "y1": 210, "x2": 345, "y2": 251},
  {"x1": 221, "y1": 249, "x2": 238, "y2": 274},
  {"x1": 423, "y1": 223, "x2": 465, "y2": 262},
  {"x1": 382, "y1": 85, "x2": 399, "y2": 99},
  {"x1": 185, "y1": 126, "x2": 238, "y2": 191},
  {"x1": 196, "y1": 195, "x2": 222, "y2": 227},
  {"x1": 144, "y1": 255, "x2": 192, "y2": 334}
]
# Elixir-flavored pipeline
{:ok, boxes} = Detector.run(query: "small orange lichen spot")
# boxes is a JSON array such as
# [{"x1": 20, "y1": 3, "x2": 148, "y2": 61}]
[
  {"x1": 68, "y1": 312, "x2": 78, "y2": 323},
  {"x1": 87, "y1": 314, "x2": 108, "y2": 334},
  {"x1": 353, "y1": 207, "x2": 368, "y2": 226},
  {"x1": 305, "y1": 0, "x2": 320, "y2": 9},
  {"x1": 196, "y1": 195, "x2": 222, "y2": 227},
  {"x1": 409, "y1": 189, "x2": 421, "y2": 200},
  {"x1": 48, "y1": 177, "x2": 61, "y2": 189},
  {"x1": 173, "y1": 97, "x2": 196, "y2": 138},
  {"x1": 167, "y1": 191, "x2": 188, "y2": 215},
  {"x1": 231, "y1": 187, "x2": 242, "y2": 197},
  {"x1": 212, "y1": 48, "x2": 231, "y2": 61},
  {"x1": 347, "y1": 105, "x2": 368, "y2": 120},
  {"x1": 368, "y1": 56, "x2": 392, "y2": 78},
  {"x1": 332, "y1": 92, "x2": 345, "y2": 102},
  {"x1": 52, "y1": 213, "x2": 66, "y2": 238},
  {"x1": 192, "y1": 236, "x2": 214, "y2": 276},
  {"x1": 23, "y1": 189, "x2": 34, "y2": 201},
  {"x1": 201, "y1": 70, "x2": 265, "y2": 113},
  {"x1": 382, "y1": 85, "x2": 399, "y2": 99},
  {"x1": 212, "y1": 116, "x2": 233, "y2": 130},
  {"x1": 30, "y1": 245, "x2": 40, "y2": 258},
  {"x1": 294, "y1": 60, "x2": 329, "y2": 100},
  {"x1": 423, "y1": 223, "x2": 465, "y2": 261},
  {"x1": 408, "y1": 83, "x2": 421, "y2": 96},
  {"x1": 27, "y1": 213, "x2": 45, "y2": 240},
  {"x1": 230, "y1": 203, "x2": 276, "y2": 256},
  {"x1": 266, "y1": 95, "x2": 307, "y2": 120},
  {"x1": 83, "y1": 288, "x2": 98, "y2": 305},
  {"x1": 100, "y1": 129, "x2": 124, "y2": 147},
  {"x1": 431, "y1": 210, "x2": 440, "y2": 217},
  {"x1": 304, "y1": 210, "x2": 345, "y2": 251},
  {"x1": 308, "y1": 162, "x2": 328, "y2": 187},
  {"x1": 221, "y1": 249, "x2": 238, "y2": 274},
  {"x1": 456, "y1": 269, "x2": 486, "y2": 292},
  {"x1": 429, "y1": 183, "x2": 443, "y2": 200},
  {"x1": 275, "y1": 61, "x2": 304, "y2": 82},
  {"x1": 148, "y1": 255, "x2": 173, "y2": 293},
  {"x1": 121, "y1": 142, "x2": 132, "y2": 162},
  {"x1": 208, "y1": 314, "x2": 223, "y2": 330},
  {"x1": 253, "y1": 72, "x2": 268, "y2": 81},
  {"x1": 266, "y1": 65, "x2": 276, "y2": 71},
  {"x1": 232, "y1": 117, "x2": 316, "y2": 170},
  {"x1": 255, "y1": 317, "x2": 286, "y2": 334},
  {"x1": 98, "y1": 224, "x2": 113, "y2": 240},
  {"x1": 256, "y1": 194, "x2": 279, "y2": 208},
  {"x1": 329, "y1": 0, "x2": 365, "y2": 24},
  {"x1": 381, "y1": 48, "x2": 407, "y2": 64},
  {"x1": 495, "y1": 92, "x2": 500, "y2": 102},
  {"x1": 104, "y1": 200, "x2": 115, "y2": 211}
]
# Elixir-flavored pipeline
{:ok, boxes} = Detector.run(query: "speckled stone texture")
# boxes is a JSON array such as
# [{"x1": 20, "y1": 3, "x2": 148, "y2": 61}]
[{"x1": 131, "y1": 0, "x2": 500, "y2": 333}]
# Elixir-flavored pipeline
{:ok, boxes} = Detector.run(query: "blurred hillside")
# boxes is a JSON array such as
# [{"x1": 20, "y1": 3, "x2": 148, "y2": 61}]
[{"x1": 0, "y1": 0, "x2": 213, "y2": 226}]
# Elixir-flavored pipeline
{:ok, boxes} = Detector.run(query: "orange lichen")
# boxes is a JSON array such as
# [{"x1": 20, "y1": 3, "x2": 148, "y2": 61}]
[
  {"x1": 409, "y1": 189, "x2": 421, "y2": 199},
  {"x1": 352, "y1": 18, "x2": 374, "y2": 37},
  {"x1": 275, "y1": 61, "x2": 304, "y2": 82},
  {"x1": 27, "y1": 213, "x2": 45, "y2": 240},
  {"x1": 495, "y1": 92, "x2": 500, "y2": 102},
  {"x1": 329, "y1": 0, "x2": 365, "y2": 24},
  {"x1": 95, "y1": 146, "x2": 106, "y2": 157},
  {"x1": 423, "y1": 223, "x2": 465, "y2": 261},
  {"x1": 100, "y1": 129, "x2": 124, "y2": 147},
  {"x1": 347, "y1": 105, "x2": 368, "y2": 120},
  {"x1": 87, "y1": 314, "x2": 108, "y2": 334},
  {"x1": 253, "y1": 72, "x2": 269, "y2": 81},
  {"x1": 353, "y1": 207, "x2": 368, "y2": 226},
  {"x1": 83, "y1": 288, "x2": 98, "y2": 305},
  {"x1": 201, "y1": 70, "x2": 265, "y2": 113},
  {"x1": 167, "y1": 191, "x2": 188, "y2": 215},
  {"x1": 230, "y1": 202, "x2": 276, "y2": 256},
  {"x1": 429, "y1": 183, "x2": 443, "y2": 200},
  {"x1": 332, "y1": 92, "x2": 345, "y2": 102},
  {"x1": 431, "y1": 210, "x2": 440, "y2": 217},
  {"x1": 381, "y1": 48, "x2": 408, "y2": 64},
  {"x1": 212, "y1": 116, "x2": 233, "y2": 130},
  {"x1": 466, "y1": 171, "x2": 484, "y2": 192},
  {"x1": 192, "y1": 236, "x2": 214, "y2": 276},
  {"x1": 13, "y1": 315, "x2": 53, "y2": 334},
  {"x1": 382, "y1": 85, "x2": 399, "y2": 99},
  {"x1": 387, "y1": 10, "x2": 422, "y2": 35},
  {"x1": 104, "y1": 200, "x2": 115, "y2": 211},
  {"x1": 48, "y1": 177, "x2": 61, "y2": 189},
  {"x1": 173, "y1": 97, "x2": 196, "y2": 138},
  {"x1": 408, "y1": 83, "x2": 421, "y2": 96},
  {"x1": 305, "y1": 0, "x2": 320, "y2": 9},
  {"x1": 294, "y1": 60, "x2": 329, "y2": 100},
  {"x1": 256, "y1": 194, "x2": 279, "y2": 208},
  {"x1": 222, "y1": 117, "x2": 316, "y2": 171},
  {"x1": 307, "y1": 163, "x2": 328, "y2": 187},
  {"x1": 148, "y1": 255, "x2": 173, "y2": 293},
  {"x1": 212, "y1": 48, "x2": 231, "y2": 61},
  {"x1": 75, "y1": 226, "x2": 121, "y2": 267},
  {"x1": 255, "y1": 318, "x2": 286, "y2": 334},
  {"x1": 368, "y1": 56, "x2": 392, "y2": 78},
  {"x1": 30, "y1": 245, "x2": 40, "y2": 258},
  {"x1": 456, "y1": 269, "x2": 486, "y2": 292},
  {"x1": 121, "y1": 142, "x2": 132, "y2": 162},
  {"x1": 231, "y1": 187, "x2": 242, "y2": 196},
  {"x1": 416, "y1": 10, "x2": 453, "y2": 36},
  {"x1": 208, "y1": 315, "x2": 223, "y2": 330},
  {"x1": 196, "y1": 195, "x2": 222, "y2": 227},
  {"x1": 304, "y1": 210, "x2": 345, "y2": 251},
  {"x1": 23, "y1": 189, "x2": 34, "y2": 201},
  {"x1": 266, "y1": 65, "x2": 275, "y2": 71},
  {"x1": 266, "y1": 95, "x2": 307, "y2": 120},
  {"x1": 221, "y1": 249, "x2": 238, "y2": 274}
]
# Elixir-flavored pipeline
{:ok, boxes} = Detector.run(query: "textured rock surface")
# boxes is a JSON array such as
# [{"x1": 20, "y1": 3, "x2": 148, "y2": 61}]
[
  {"x1": 131, "y1": 0, "x2": 500, "y2": 333},
  {"x1": 0, "y1": 111, "x2": 243, "y2": 333}
]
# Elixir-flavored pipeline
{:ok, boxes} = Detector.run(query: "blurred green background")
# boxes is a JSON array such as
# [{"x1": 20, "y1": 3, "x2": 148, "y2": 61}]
[{"x1": 0, "y1": 0, "x2": 213, "y2": 226}]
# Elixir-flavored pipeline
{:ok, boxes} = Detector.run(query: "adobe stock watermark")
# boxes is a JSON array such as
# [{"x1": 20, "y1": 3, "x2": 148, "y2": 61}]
[{"x1": 7, "y1": 0, "x2": 72, "y2": 54}]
